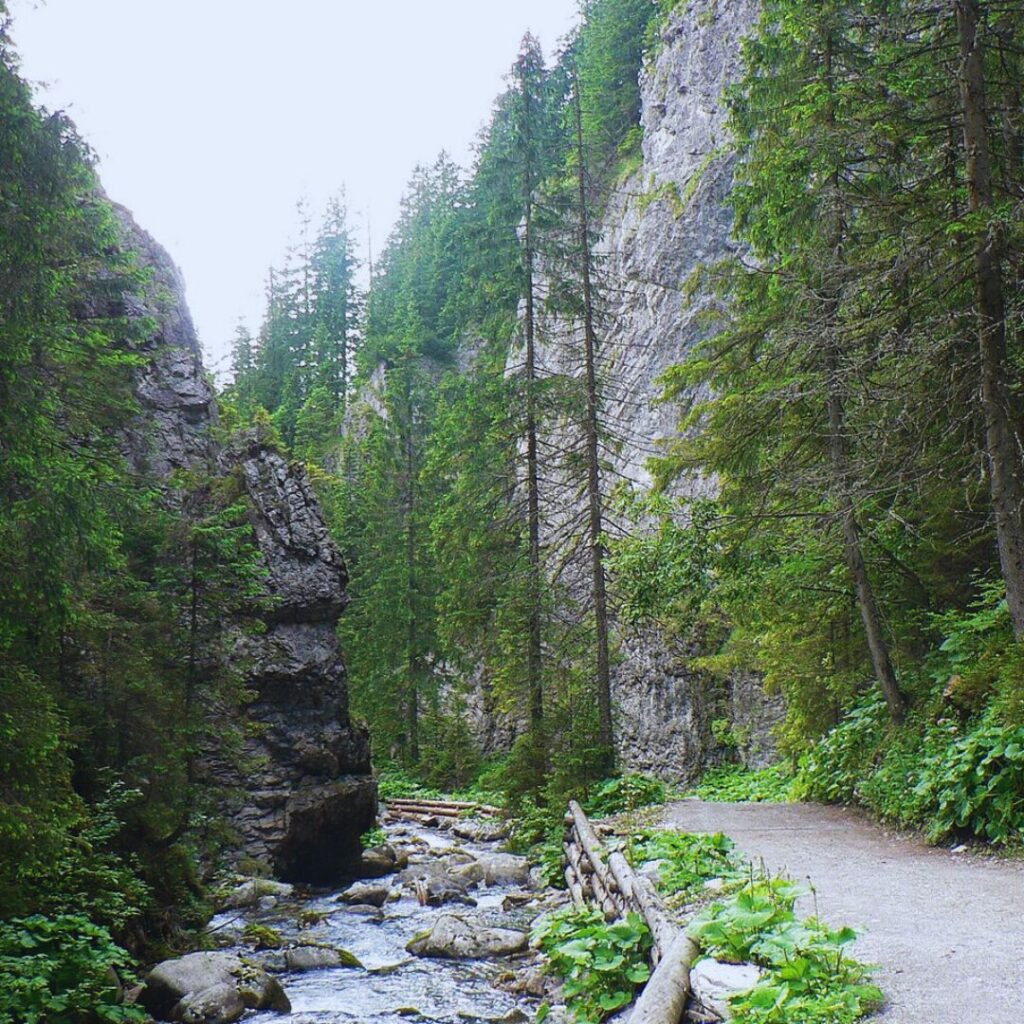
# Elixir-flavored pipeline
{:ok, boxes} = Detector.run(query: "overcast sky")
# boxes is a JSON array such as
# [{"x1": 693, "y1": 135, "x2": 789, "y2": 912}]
[{"x1": 8, "y1": 1, "x2": 580, "y2": 376}]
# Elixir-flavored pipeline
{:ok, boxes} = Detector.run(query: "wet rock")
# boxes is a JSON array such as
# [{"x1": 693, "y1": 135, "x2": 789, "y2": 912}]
[
  {"x1": 475, "y1": 852, "x2": 531, "y2": 886},
  {"x1": 174, "y1": 982, "x2": 244, "y2": 1024},
  {"x1": 361, "y1": 843, "x2": 407, "y2": 878},
  {"x1": 451, "y1": 820, "x2": 510, "y2": 843},
  {"x1": 636, "y1": 860, "x2": 665, "y2": 886},
  {"x1": 501, "y1": 890, "x2": 536, "y2": 911},
  {"x1": 249, "y1": 950, "x2": 287, "y2": 973},
  {"x1": 141, "y1": 951, "x2": 290, "y2": 1022},
  {"x1": 444, "y1": 849, "x2": 478, "y2": 866},
  {"x1": 459, "y1": 1010, "x2": 530, "y2": 1024},
  {"x1": 406, "y1": 913, "x2": 528, "y2": 959},
  {"x1": 415, "y1": 876, "x2": 477, "y2": 907},
  {"x1": 334, "y1": 903, "x2": 385, "y2": 920},
  {"x1": 339, "y1": 881, "x2": 390, "y2": 907},
  {"x1": 397, "y1": 859, "x2": 471, "y2": 890},
  {"x1": 284, "y1": 945, "x2": 362, "y2": 972},
  {"x1": 690, "y1": 959, "x2": 762, "y2": 1020},
  {"x1": 450, "y1": 861, "x2": 485, "y2": 886},
  {"x1": 503, "y1": 964, "x2": 552, "y2": 998}
]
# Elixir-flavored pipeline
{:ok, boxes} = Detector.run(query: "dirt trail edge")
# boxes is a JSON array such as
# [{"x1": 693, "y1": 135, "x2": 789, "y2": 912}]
[{"x1": 661, "y1": 800, "x2": 1024, "y2": 1023}]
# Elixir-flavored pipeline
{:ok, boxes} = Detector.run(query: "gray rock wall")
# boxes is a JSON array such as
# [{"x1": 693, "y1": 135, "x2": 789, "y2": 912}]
[
  {"x1": 530, "y1": 0, "x2": 782, "y2": 779},
  {"x1": 113, "y1": 207, "x2": 375, "y2": 882}
]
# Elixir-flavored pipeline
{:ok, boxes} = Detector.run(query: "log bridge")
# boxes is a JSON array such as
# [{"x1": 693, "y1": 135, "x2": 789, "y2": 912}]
[{"x1": 564, "y1": 800, "x2": 699, "y2": 1024}]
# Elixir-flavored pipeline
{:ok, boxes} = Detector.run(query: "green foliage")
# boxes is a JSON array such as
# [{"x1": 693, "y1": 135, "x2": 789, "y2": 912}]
[
  {"x1": 798, "y1": 693, "x2": 1024, "y2": 845},
  {"x1": 795, "y1": 583, "x2": 1024, "y2": 845},
  {"x1": 533, "y1": 906, "x2": 652, "y2": 1024},
  {"x1": 0, "y1": 915, "x2": 146, "y2": 1024},
  {"x1": 605, "y1": 494, "x2": 721, "y2": 638},
  {"x1": 583, "y1": 775, "x2": 668, "y2": 817},
  {"x1": 376, "y1": 766, "x2": 446, "y2": 802},
  {"x1": 232, "y1": 193, "x2": 362, "y2": 436},
  {"x1": 360, "y1": 826, "x2": 387, "y2": 850},
  {"x1": 629, "y1": 829, "x2": 744, "y2": 901},
  {"x1": 915, "y1": 711, "x2": 1024, "y2": 844},
  {"x1": 575, "y1": 0, "x2": 658, "y2": 181},
  {"x1": 689, "y1": 879, "x2": 882, "y2": 1024},
  {"x1": 692, "y1": 764, "x2": 795, "y2": 804}
]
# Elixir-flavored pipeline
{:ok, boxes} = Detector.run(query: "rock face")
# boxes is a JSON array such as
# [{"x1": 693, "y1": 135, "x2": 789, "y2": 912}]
[
  {"x1": 112, "y1": 208, "x2": 376, "y2": 881},
  {"x1": 112, "y1": 204, "x2": 217, "y2": 479},
  {"x1": 230, "y1": 440, "x2": 374, "y2": 881},
  {"x1": 520, "y1": 0, "x2": 782, "y2": 778}
]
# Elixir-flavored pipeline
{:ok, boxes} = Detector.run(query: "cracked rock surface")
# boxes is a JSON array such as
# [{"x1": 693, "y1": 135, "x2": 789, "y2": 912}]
[{"x1": 113, "y1": 205, "x2": 375, "y2": 883}]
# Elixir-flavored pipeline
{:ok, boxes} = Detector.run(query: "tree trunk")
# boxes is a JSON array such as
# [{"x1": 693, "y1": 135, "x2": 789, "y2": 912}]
[
  {"x1": 405, "y1": 374, "x2": 420, "y2": 765},
  {"x1": 572, "y1": 70, "x2": 614, "y2": 775},
  {"x1": 824, "y1": 362, "x2": 907, "y2": 722},
  {"x1": 520, "y1": 57, "x2": 545, "y2": 739},
  {"x1": 822, "y1": 32, "x2": 907, "y2": 720},
  {"x1": 957, "y1": 0, "x2": 1024, "y2": 637}
]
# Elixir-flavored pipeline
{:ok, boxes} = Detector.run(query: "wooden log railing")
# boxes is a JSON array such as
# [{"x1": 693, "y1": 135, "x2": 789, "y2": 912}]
[{"x1": 564, "y1": 801, "x2": 699, "y2": 1024}]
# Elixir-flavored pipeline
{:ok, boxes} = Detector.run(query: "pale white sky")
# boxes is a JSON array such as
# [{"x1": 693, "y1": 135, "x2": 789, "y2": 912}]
[{"x1": 8, "y1": 1, "x2": 580, "y2": 375}]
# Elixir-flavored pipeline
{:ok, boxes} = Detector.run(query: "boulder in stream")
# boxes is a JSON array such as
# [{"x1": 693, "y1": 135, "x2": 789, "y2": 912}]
[
  {"x1": 360, "y1": 843, "x2": 407, "y2": 877},
  {"x1": 220, "y1": 877, "x2": 295, "y2": 910},
  {"x1": 474, "y1": 852, "x2": 532, "y2": 886},
  {"x1": 339, "y1": 880, "x2": 391, "y2": 907},
  {"x1": 141, "y1": 951, "x2": 290, "y2": 1023},
  {"x1": 284, "y1": 945, "x2": 362, "y2": 971},
  {"x1": 406, "y1": 913, "x2": 528, "y2": 959}
]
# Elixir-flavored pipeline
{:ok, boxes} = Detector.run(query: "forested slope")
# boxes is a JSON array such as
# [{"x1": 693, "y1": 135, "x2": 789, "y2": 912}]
[
  {"x1": 0, "y1": 6, "x2": 373, "y2": 1013},
  {"x1": 3, "y1": 0, "x2": 1024, "y2": 1015},
  {"x1": 230, "y1": 0, "x2": 1024, "y2": 846}
]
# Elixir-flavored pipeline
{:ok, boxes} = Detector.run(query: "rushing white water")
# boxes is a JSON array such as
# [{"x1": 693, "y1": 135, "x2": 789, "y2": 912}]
[{"x1": 207, "y1": 823, "x2": 543, "y2": 1024}]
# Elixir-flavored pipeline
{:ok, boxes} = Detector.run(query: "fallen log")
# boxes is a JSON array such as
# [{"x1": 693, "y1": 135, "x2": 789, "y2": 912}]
[
  {"x1": 385, "y1": 798, "x2": 504, "y2": 818},
  {"x1": 608, "y1": 851, "x2": 676, "y2": 960},
  {"x1": 629, "y1": 928, "x2": 699, "y2": 1024}
]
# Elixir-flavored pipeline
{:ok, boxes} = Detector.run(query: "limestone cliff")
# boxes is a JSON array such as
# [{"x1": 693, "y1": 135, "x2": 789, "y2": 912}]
[
  {"x1": 530, "y1": 0, "x2": 781, "y2": 777},
  {"x1": 113, "y1": 207, "x2": 375, "y2": 882}
]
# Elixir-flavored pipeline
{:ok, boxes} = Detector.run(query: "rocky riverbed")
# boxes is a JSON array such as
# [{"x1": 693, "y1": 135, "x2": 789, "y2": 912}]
[{"x1": 141, "y1": 817, "x2": 568, "y2": 1024}]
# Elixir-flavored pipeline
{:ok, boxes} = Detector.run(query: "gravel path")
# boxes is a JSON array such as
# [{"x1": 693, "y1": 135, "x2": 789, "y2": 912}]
[{"x1": 661, "y1": 799, "x2": 1024, "y2": 1023}]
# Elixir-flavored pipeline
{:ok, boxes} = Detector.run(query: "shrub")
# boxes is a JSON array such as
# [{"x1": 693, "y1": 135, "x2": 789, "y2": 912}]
[
  {"x1": 0, "y1": 914, "x2": 146, "y2": 1024},
  {"x1": 914, "y1": 709, "x2": 1024, "y2": 844},
  {"x1": 584, "y1": 774, "x2": 667, "y2": 817},
  {"x1": 689, "y1": 879, "x2": 882, "y2": 1024},
  {"x1": 628, "y1": 828, "x2": 744, "y2": 902},
  {"x1": 533, "y1": 906, "x2": 652, "y2": 1024},
  {"x1": 798, "y1": 694, "x2": 1024, "y2": 844}
]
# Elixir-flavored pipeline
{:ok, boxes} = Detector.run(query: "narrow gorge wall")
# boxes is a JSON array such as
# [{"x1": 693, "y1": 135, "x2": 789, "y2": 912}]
[
  {"x1": 534, "y1": 0, "x2": 781, "y2": 778},
  {"x1": 113, "y1": 206, "x2": 376, "y2": 882}
]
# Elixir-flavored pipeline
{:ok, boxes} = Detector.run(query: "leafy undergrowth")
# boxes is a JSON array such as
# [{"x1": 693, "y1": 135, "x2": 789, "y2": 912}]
[
  {"x1": 504, "y1": 774, "x2": 674, "y2": 889},
  {"x1": 690, "y1": 879, "x2": 882, "y2": 1024},
  {"x1": 583, "y1": 774, "x2": 670, "y2": 817},
  {"x1": 532, "y1": 906, "x2": 652, "y2": 1024},
  {"x1": 617, "y1": 828, "x2": 881, "y2": 1024},
  {"x1": 691, "y1": 763, "x2": 796, "y2": 804},
  {"x1": 797, "y1": 695, "x2": 1024, "y2": 847},
  {"x1": 375, "y1": 763, "x2": 506, "y2": 808},
  {"x1": 0, "y1": 915, "x2": 146, "y2": 1024},
  {"x1": 628, "y1": 829, "x2": 745, "y2": 907}
]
